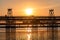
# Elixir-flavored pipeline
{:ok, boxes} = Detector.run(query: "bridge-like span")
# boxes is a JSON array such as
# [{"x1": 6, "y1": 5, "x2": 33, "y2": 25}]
[
  {"x1": 0, "y1": 16, "x2": 59, "y2": 40},
  {"x1": 0, "y1": 16, "x2": 60, "y2": 28}
]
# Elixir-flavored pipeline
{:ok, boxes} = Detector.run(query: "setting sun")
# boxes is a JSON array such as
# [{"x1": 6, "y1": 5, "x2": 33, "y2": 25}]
[{"x1": 25, "y1": 8, "x2": 33, "y2": 16}]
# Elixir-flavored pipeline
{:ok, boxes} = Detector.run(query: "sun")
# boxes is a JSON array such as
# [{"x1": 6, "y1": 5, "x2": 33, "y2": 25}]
[{"x1": 25, "y1": 8, "x2": 33, "y2": 16}]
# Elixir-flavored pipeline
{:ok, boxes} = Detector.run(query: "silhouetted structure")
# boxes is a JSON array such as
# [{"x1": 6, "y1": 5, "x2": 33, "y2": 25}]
[
  {"x1": 49, "y1": 9, "x2": 54, "y2": 16},
  {"x1": 6, "y1": 9, "x2": 16, "y2": 40},
  {"x1": 0, "y1": 9, "x2": 59, "y2": 40},
  {"x1": 47, "y1": 9, "x2": 58, "y2": 40}
]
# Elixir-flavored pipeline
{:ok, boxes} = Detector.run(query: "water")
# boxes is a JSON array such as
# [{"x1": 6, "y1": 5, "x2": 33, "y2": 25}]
[{"x1": 0, "y1": 27, "x2": 59, "y2": 40}]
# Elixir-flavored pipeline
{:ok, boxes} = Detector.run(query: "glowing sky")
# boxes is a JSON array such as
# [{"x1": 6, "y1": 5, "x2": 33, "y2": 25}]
[{"x1": 0, "y1": 0, "x2": 60, "y2": 16}]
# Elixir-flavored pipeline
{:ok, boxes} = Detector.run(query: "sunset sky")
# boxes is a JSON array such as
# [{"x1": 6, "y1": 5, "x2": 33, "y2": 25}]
[
  {"x1": 0, "y1": 0, "x2": 60, "y2": 16},
  {"x1": 0, "y1": 0, "x2": 60, "y2": 39}
]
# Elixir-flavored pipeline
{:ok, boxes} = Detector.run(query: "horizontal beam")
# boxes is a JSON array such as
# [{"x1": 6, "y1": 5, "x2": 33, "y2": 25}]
[
  {"x1": 0, "y1": 26, "x2": 59, "y2": 28},
  {"x1": 0, "y1": 23, "x2": 60, "y2": 25},
  {"x1": 0, "y1": 16, "x2": 60, "y2": 28},
  {"x1": 0, "y1": 16, "x2": 60, "y2": 19}
]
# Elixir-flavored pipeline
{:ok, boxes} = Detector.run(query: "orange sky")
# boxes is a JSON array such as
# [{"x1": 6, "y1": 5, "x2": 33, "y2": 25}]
[{"x1": 0, "y1": 0, "x2": 60, "y2": 16}]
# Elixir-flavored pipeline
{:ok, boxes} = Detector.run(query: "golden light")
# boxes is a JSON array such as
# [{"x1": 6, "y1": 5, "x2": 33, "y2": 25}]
[
  {"x1": 27, "y1": 28, "x2": 32, "y2": 40},
  {"x1": 27, "y1": 33, "x2": 31, "y2": 40},
  {"x1": 27, "y1": 28, "x2": 32, "y2": 32},
  {"x1": 25, "y1": 8, "x2": 33, "y2": 16}
]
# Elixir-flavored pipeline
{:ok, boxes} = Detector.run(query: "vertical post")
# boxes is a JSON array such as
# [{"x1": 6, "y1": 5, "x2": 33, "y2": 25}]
[
  {"x1": 47, "y1": 9, "x2": 58, "y2": 40},
  {"x1": 6, "y1": 9, "x2": 16, "y2": 40},
  {"x1": 31, "y1": 17, "x2": 38, "y2": 40}
]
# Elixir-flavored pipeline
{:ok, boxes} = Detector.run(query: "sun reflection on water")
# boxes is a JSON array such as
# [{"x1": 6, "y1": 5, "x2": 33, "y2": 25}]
[
  {"x1": 27, "y1": 33, "x2": 31, "y2": 40},
  {"x1": 27, "y1": 28, "x2": 32, "y2": 40}
]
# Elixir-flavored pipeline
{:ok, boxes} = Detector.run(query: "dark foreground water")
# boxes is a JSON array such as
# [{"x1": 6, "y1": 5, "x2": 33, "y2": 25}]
[{"x1": 0, "y1": 27, "x2": 59, "y2": 40}]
